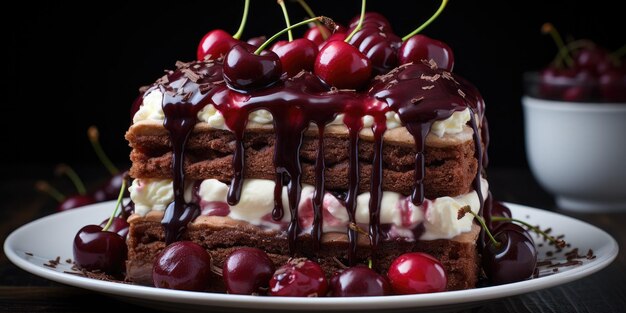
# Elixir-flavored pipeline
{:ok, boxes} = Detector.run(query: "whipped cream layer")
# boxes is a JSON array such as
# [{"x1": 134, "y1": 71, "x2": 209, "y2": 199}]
[
  {"x1": 130, "y1": 177, "x2": 487, "y2": 241},
  {"x1": 133, "y1": 89, "x2": 471, "y2": 137}
]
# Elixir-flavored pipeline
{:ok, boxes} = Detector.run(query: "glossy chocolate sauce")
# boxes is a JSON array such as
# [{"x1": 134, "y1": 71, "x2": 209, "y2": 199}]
[{"x1": 154, "y1": 59, "x2": 486, "y2": 262}]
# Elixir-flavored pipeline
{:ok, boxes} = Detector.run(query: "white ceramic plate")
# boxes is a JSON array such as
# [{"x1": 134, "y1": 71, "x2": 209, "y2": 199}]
[{"x1": 4, "y1": 202, "x2": 618, "y2": 312}]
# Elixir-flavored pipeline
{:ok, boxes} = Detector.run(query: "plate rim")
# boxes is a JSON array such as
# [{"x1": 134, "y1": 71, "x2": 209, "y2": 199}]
[{"x1": 3, "y1": 202, "x2": 619, "y2": 310}]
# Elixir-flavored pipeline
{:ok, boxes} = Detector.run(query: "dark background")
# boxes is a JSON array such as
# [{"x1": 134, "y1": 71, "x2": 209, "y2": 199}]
[{"x1": 4, "y1": 0, "x2": 624, "y2": 169}]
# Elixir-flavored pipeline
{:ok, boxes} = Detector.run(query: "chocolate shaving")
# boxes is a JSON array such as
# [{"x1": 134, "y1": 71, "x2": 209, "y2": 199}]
[
  {"x1": 458, "y1": 89, "x2": 466, "y2": 98},
  {"x1": 411, "y1": 96, "x2": 425, "y2": 104},
  {"x1": 181, "y1": 68, "x2": 201, "y2": 83},
  {"x1": 24, "y1": 252, "x2": 33, "y2": 256},
  {"x1": 420, "y1": 73, "x2": 441, "y2": 82},
  {"x1": 175, "y1": 60, "x2": 189, "y2": 69},
  {"x1": 422, "y1": 85, "x2": 435, "y2": 90}
]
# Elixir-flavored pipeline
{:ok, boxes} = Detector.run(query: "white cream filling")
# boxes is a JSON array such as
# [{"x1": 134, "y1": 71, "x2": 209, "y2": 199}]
[
  {"x1": 130, "y1": 177, "x2": 488, "y2": 240},
  {"x1": 134, "y1": 89, "x2": 471, "y2": 137}
]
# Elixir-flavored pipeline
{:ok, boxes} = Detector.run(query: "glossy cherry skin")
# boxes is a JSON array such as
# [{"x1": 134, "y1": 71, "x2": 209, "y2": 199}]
[
  {"x1": 222, "y1": 248, "x2": 275, "y2": 295},
  {"x1": 223, "y1": 44, "x2": 283, "y2": 92},
  {"x1": 304, "y1": 25, "x2": 331, "y2": 46},
  {"x1": 347, "y1": 24, "x2": 400, "y2": 75},
  {"x1": 269, "y1": 258, "x2": 328, "y2": 297},
  {"x1": 483, "y1": 223, "x2": 537, "y2": 285},
  {"x1": 99, "y1": 217, "x2": 130, "y2": 238},
  {"x1": 314, "y1": 41, "x2": 372, "y2": 90},
  {"x1": 57, "y1": 194, "x2": 96, "y2": 212},
  {"x1": 484, "y1": 198, "x2": 513, "y2": 230},
  {"x1": 573, "y1": 47, "x2": 610, "y2": 74},
  {"x1": 387, "y1": 252, "x2": 447, "y2": 294},
  {"x1": 398, "y1": 35, "x2": 455, "y2": 71},
  {"x1": 246, "y1": 36, "x2": 266, "y2": 47},
  {"x1": 348, "y1": 12, "x2": 392, "y2": 31},
  {"x1": 330, "y1": 266, "x2": 392, "y2": 297},
  {"x1": 73, "y1": 224, "x2": 127, "y2": 273},
  {"x1": 152, "y1": 241, "x2": 212, "y2": 291},
  {"x1": 272, "y1": 38, "x2": 318, "y2": 77},
  {"x1": 197, "y1": 29, "x2": 240, "y2": 60}
]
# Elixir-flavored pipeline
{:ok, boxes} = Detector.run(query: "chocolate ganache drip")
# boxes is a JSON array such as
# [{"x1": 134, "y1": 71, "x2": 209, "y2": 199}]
[
  {"x1": 156, "y1": 60, "x2": 225, "y2": 244},
  {"x1": 153, "y1": 58, "x2": 486, "y2": 263}
]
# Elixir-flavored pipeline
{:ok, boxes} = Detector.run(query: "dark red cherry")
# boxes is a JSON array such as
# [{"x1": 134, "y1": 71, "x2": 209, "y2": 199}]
[
  {"x1": 197, "y1": 29, "x2": 240, "y2": 60},
  {"x1": 223, "y1": 44, "x2": 282, "y2": 92},
  {"x1": 562, "y1": 85, "x2": 593, "y2": 102},
  {"x1": 269, "y1": 258, "x2": 328, "y2": 297},
  {"x1": 272, "y1": 38, "x2": 318, "y2": 77},
  {"x1": 304, "y1": 25, "x2": 331, "y2": 46},
  {"x1": 600, "y1": 69, "x2": 626, "y2": 102},
  {"x1": 99, "y1": 217, "x2": 129, "y2": 238},
  {"x1": 387, "y1": 252, "x2": 447, "y2": 294},
  {"x1": 246, "y1": 36, "x2": 266, "y2": 47},
  {"x1": 57, "y1": 194, "x2": 96, "y2": 212},
  {"x1": 92, "y1": 171, "x2": 129, "y2": 202},
  {"x1": 484, "y1": 197, "x2": 513, "y2": 230},
  {"x1": 398, "y1": 35, "x2": 455, "y2": 71},
  {"x1": 347, "y1": 26, "x2": 400, "y2": 75},
  {"x1": 152, "y1": 241, "x2": 212, "y2": 291},
  {"x1": 73, "y1": 224, "x2": 127, "y2": 273},
  {"x1": 573, "y1": 47, "x2": 610, "y2": 74},
  {"x1": 314, "y1": 40, "x2": 372, "y2": 90},
  {"x1": 348, "y1": 12, "x2": 392, "y2": 31},
  {"x1": 483, "y1": 223, "x2": 537, "y2": 285},
  {"x1": 222, "y1": 248, "x2": 275, "y2": 295},
  {"x1": 318, "y1": 32, "x2": 348, "y2": 50},
  {"x1": 330, "y1": 266, "x2": 391, "y2": 297}
]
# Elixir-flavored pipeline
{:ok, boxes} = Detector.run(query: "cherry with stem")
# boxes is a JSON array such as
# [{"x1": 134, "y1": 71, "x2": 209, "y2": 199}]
[{"x1": 197, "y1": 0, "x2": 250, "y2": 60}]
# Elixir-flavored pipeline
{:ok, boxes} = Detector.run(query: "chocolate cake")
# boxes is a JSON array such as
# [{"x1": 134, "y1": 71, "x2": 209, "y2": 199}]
[{"x1": 124, "y1": 57, "x2": 488, "y2": 291}]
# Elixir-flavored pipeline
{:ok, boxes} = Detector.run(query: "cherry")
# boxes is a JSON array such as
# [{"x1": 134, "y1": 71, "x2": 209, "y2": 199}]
[
  {"x1": 152, "y1": 241, "x2": 212, "y2": 291},
  {"x1": 482, "y1": 223, "x2": 537, "y2": 285},
  {"x1": 484, "y1": 195, "x2": 512, "y2": 230},
  {"x1": 348, "y1": 12, "x2": 392, "y2": 31},
  {"x1": 305, "y1": 26, "x2": 331, "y2": 46},
  {"x1": 269, "y1": 258, "x2": 328, "y2": 297},
  {"x1": 246, "y1": 36, "x2": 266, "y2": 47},
  {"x1": 600, "y1": 69, "x2": 626, "y2": 102},
  {"x1": 270, "y1": 0, "x2": 318, "y2": 77},
  {"x1": 224, "y1": 16, "x2": 322, "y2": 92},
  {"x1": 398, "y1": 35, "x2": 454, "y2": 71},
  {"x1": 197, "y1": 0, "x2": 250, "y2": 60},
  {"x1": 272, "y1": 38, "x2": 318, "y2": 77},
  {"x1": 397, "y1": 0, "x2": 453, "y2": 71},
  {"x1": 222, "y1": 247, "x2": 275, "y2": 295},
  {"x1": 573, "y1": 47, "x2": 610, "y2": 74},
  {"x1": 330, "y1": 266, "x2": 391, "y2": 297},
  {"x1": 99, "y1": 216, "x2": 129, "y2": 237},
  {"x1": 73, "y1": 224, "x2": 127, "y2": 273},
  {"x1": 92, "y1": 171, "x2": 129, "y2": 202},
  {"x1": 387, "y1": 252, "x2": 447, "y2": 294},
  {"x1": 223, "y1": 44, "x2": 283, "y2": 92},
  {"x1": 57, "y1": 194, "x2": 96, "y2": 211},
  {"x1": 314, "y1": 1, "x2": 372, "y2": 90},
  {"x1": 346, "y1": 22, "x2": 401, "y2": 74}
]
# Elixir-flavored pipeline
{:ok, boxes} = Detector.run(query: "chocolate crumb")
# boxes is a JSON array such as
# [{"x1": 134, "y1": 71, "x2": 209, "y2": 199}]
[
  {"x1": 25, "y1": 252, "x2": 33, "y2": 256},
  {"x1": 552, "y1": 268, "x2": 559, "y2": 272},
  {"x1": 65, "y1": 258, "x2": 72, "y2": 264},
  {"x1": 546, "y1": 251, "x2": 554, "y2": 257}
]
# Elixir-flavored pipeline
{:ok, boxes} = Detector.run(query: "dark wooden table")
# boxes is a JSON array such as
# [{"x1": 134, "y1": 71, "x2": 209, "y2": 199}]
[{"x1": 1, "y1": 165, "x2": 625, "y2": 312}]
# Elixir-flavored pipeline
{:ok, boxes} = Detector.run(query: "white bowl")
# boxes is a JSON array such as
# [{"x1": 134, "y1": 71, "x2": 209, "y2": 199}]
[{"x1": 522, "y1": 96, "x2": 626, "y2": 211}]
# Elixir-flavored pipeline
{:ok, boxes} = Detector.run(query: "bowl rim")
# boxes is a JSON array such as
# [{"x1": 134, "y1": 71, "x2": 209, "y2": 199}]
[{"x1": 522, "y1": 96, "x2": 626, "y2": 112}]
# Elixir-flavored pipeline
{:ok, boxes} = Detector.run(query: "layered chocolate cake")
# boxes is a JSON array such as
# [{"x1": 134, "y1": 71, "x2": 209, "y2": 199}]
[{"x1": 124, "y1": 57, "x2": 488, "y2": 291}]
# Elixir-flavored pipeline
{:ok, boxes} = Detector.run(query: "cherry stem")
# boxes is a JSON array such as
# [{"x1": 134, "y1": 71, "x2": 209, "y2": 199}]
[
  {"x1": 277, "y1": 0, "x2": 293, "y2": 42},
  {"x1": 55, "y1": 164, "x2": 87, "y2": 195},
  {"x1": 294, "y1": 0, "x2": 329, "y2": 39},
  {"x1": 541, "y1": 23, "x2": 574, "y2": 68},
  {"x1": 402, "y1": 0, "x2": 448, "y2": 41},
  {"x1": 35, "y1": 180, "x2": 66, "y2": 202},
  {"x1": 458, "y1": 206, "x2": 500, "y2": 248},
  {"x1": 232, "y1": 0, "x2": 250, "y2": 40},
  {"x1": 88, "y1": 126, "x2": 119, "y2": 175},
  {"x1": 491, "y1": 216, "x2": 566, "y2": 248},
  {"x1": 367, "y1": 258, "x2": 373, "y2": 269},
  {"x1": 344, "y1": 0, "x2": 366, "y2": 43},
  {"x1": 102, "y1": 178, "x2": 127, "y2": 232},
  {"x1": 255, "y1": 16, "x2": 323, "y2": 54}
]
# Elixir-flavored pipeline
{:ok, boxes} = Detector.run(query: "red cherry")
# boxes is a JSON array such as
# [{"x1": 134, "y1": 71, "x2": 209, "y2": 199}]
[
  {"x1": 272, "y1": 38, "x2": 318, "y2": 77},
  {"x1": 246, "y1": 36, "x2": 266, "y2": 47},
  {"x1": 348, "y1": 12, "x2": 392, "y2": 31},
  {"x1": 152, "y1": 241, "x2": 212, "y2": 291},
  {"x1": 387, "y1": 252, "x2": 447, "y2": 294},
  {"x1": 91, "y1": 171, "x2": 129, "y2": 202},
  {"x1": 222, "y1": 248, "x2": 275, "y2": 295},
  {"x1": 398, "y1": 35, "x2": 455, "y2": 71},
  {"x1": 347, "y1": 24, "x2": 400, "y2": 75},
  {"x1": 269, "y1": 258, "x2": 328, "y2": 297},
  {"x1": 314, "y1": 40, "x2": 372, "y2": 89},
  {"x1": 330, "y1": 266, "x2": 391, "y2": 296},
  {"x1": 304, "y1": 25, "x2": 331, "y2": 46},
  {"x1": 223, "y1": 44, "x2": 283, "y2": 92},
  {"x1": 197, "y1": 29, "x2": 240, "y2": 61},
  {"x1": 573, "y1": 47, "x2": 610, "y2": 74},
  {"x1": 57, "y1": 194, "x2": 96, "y2": 212},
  {"x1": 99, "y1": 217, "x2": 129, "y2": 238},
  {"x1": 73, "y1": 224, "x2": 127, "y2": 273},
  {"x1": 318, "y1": 32, "x2": 348, "y2": 50},
  {"x1": 600, "y1": 69, "x2": 626, "y2": 102}
]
